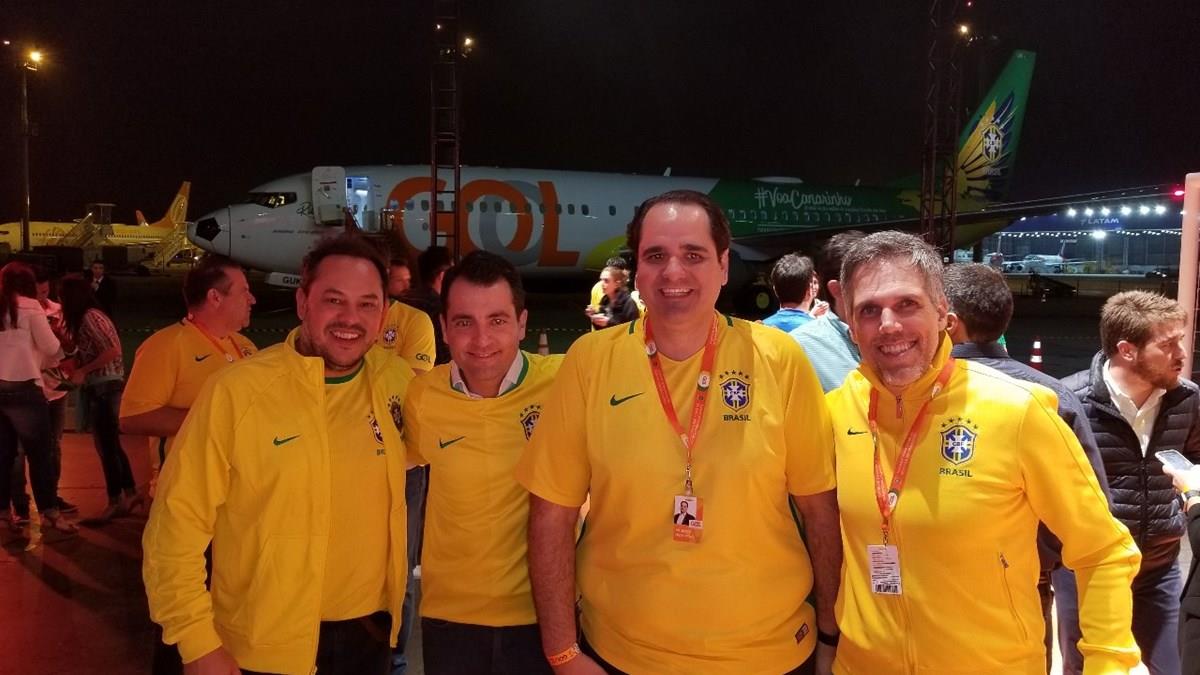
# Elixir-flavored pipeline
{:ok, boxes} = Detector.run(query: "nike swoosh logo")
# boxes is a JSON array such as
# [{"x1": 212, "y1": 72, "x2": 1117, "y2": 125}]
[
  {"x1": 847, "y1": 428, "x2": 868, "y2": 436},
  {"x1": 610, "y1": 392, "x2": 644, "y2": 406},
  {"x1": 194, "y1": 354, "x2": 212, "y2": 362},
  {"x1": 273, "y1": 435, "x2": 300, "y2": 446},
  {"x1": 438, "y1": 436, "x2": 465, "y2": 449}
]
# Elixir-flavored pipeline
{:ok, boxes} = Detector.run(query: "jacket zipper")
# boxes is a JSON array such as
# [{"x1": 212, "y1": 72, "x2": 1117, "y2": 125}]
[
  {"x1": 998, "y1": 553, "x2": 1029, "y2": 641},
  {"x1": 890, "y1": 523, "x2": 917, "y2": 672}
]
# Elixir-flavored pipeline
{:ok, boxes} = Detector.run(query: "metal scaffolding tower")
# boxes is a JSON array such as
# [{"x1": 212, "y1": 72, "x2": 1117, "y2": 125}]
[
  {"x1": 919, "y1": 0, "x2": 965, "y2": 260},
  {"x1": 430, "y1": 0, "x2": 464, "y2": 261}
]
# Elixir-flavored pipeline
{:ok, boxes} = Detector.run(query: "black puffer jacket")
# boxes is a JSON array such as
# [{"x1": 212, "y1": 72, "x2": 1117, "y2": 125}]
[{"x1": 1062, "y1": 351, "x2": 1200, "y2": 567}]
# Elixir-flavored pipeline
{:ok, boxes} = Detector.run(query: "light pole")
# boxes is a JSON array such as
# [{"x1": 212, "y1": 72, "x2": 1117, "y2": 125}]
[{"x1": 19, "y1": 48, "x2": 42, "y2": 252}]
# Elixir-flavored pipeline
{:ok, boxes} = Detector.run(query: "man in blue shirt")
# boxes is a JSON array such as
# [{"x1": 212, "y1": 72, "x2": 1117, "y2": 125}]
[
  {"x1": 762, "y1": 253, "x2": 818, "y2": 333},
  {"x1": 790, "y1": 232, "x2": 865, "y2": 392}
]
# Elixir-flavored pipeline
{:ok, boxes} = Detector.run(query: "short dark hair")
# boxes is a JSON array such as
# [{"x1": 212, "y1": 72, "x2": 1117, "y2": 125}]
[
  {"x1": 626, "y1": 190, "x2": 731, "y2": 257},
  {"x1": 943, "y1": 263, "x2": 1013, "y2": 343},
  {"x1": 604, "y1": 256, "x2": 629, "y2": 270},
  {"x1": 816, "y1": 231, "x2": 865, "y2": 302},
  {"x1": 770, "y1": 253, "x2": 815, "y2": 304},
  {"x1": 300, "y1": 233, "x2": 388, "y2": 294},
  {"x1": 441, "y1": 250, "x2": 526, "y2": 316},
  {"x1": 389, "y1": 256, "x2": 410, "y2": 270},
  {"x1": 183, "y1": 254, "x2": 242, "y2": 309},
  {"x1": 416, "y1": 246, "x2": 453, "y2": 287},
  {"x1": 841, "y1": 231, "x2": 945, "y2": 309}
]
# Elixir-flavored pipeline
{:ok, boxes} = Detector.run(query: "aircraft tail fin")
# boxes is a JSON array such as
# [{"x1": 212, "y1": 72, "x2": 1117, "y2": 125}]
[
  {"x1": 147, "y1": 182, "x2": 191, "y2": 229},
  {"x1": 955, "y1": 50, "x2": 1036, "y2": 203}
]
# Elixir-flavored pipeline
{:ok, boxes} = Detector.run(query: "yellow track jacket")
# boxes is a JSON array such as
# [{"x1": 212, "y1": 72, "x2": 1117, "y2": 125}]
[
  {"x1": 143, "y1": 331, "x2": 414, "y2": 674},
  {"x1": 826, "y1": 337, "x2": 1140, "y2": 675}
]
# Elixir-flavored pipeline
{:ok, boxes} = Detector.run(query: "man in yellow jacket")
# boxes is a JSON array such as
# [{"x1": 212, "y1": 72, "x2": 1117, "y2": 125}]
[
  {"x1": 826, "y1": 231, "x2": 1142, "y2": 674},
  {"x1": 143, "y1": 234, "x2": 415, "y2": 675}
]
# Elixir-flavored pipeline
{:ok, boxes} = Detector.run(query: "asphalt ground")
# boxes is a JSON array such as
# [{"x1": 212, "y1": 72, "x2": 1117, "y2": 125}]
[{"x1": 0, "y1": 270, "x2": 1186, "y2": 674}]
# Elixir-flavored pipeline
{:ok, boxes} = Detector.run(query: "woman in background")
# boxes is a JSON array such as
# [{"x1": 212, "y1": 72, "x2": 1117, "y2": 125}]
[
  {"x1": 59, "y1": 274, "x2": 140, "y2": 521},
  {"x1": 0, "y1": 262, "x2": 75, "y2": 533}
]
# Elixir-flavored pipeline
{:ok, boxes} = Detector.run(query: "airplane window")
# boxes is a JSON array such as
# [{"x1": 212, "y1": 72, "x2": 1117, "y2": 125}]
[
  {"x1": 539, "y1": 204, "x2": 546, "y2": 214},
  {"x1": 478, "y1": 201, "x2": 486, "y2": 213},
  {"x1": 421, "y1": 200, "x2": 429, "y2": 211},
  {"x1": 523, "y1": 203, "x2": 532, "y2": 214},
  {"x1": 467, "y1": 202, "x2": 475, "y2": 213},
  {"x1": 242, "y1": 192, "x2": 298, "y2": 208},
  {"x1": 405, "y1": 201, "x2": 414, "y2": 210},
  {"x1": 582, "y1": 204, "x2": 590, "y2": 216},
  {"x1": 567, "y1": 204, "x2": 576, "y2": 215},
  {"x1": 609, "y1": 205, "x2": 616, "y2": 216},
  {"x1": 494, "y1": 201, "x2": 502, "y2": 212},
  {"x1": 556, "y1": 204, "x2": 563, "y2": 214}
]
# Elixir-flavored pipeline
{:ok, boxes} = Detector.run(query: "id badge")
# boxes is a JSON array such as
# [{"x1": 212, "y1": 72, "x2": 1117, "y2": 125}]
[
  {"x1": 672, "y1": 494, "x2": 704, "y2": 543},
  {"x1": 867, "y1": 544, "x2": 902, "y2": 595}
]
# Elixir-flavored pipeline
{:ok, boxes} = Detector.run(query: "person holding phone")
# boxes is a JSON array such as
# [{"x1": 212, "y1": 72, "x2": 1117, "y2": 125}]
[{"x1": 1160, "y1": 457, "x2": 1200, "y2": 675}]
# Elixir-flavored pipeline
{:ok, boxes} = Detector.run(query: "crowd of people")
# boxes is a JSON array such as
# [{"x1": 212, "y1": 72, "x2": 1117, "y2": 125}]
[{"x1": 3, "y1": 187, "x2": 1199, "y2": 675}]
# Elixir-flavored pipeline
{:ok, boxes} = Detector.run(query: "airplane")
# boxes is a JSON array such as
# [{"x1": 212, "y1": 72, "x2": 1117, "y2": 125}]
[
  {"x1": 192, "y1": 53, "x2": 1042, "y2": 303},
  {"x1": 0, "y1": 182, "x2": 192, "y2": 250}
]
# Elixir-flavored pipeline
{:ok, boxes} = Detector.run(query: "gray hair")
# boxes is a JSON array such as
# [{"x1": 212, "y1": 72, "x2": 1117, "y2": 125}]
[{"x1": 839, "y1": 231, "x2": 946, "y2": 309}]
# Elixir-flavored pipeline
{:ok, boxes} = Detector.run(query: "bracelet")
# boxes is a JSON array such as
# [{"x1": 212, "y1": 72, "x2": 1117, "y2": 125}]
[
  {"x1": 817, "y1": 630, "x2": 840, "y2": 647},
  {"x1": 546, "y1": 643, "x2": 581, "y2": 667}
]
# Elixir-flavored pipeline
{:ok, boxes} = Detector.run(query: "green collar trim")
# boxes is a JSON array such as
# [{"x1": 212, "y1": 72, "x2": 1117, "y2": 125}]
[{"x1": 324, "y1": 360, "x2": 365, "y2": 385}]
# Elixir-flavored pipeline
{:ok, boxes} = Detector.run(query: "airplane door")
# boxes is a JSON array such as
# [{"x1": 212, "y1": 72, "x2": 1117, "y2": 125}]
[
  {"x1": 312, "y1": 166, "x2": 346, "y2": 225},
  {"x1": 346, "y1": 175, "x2": 375, "y2": 231}
]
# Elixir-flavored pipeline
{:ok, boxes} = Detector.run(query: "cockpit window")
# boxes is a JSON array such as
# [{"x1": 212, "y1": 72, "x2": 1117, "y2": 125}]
[{"x1": 242, "y1": 192, "x2": 298, "y2": 208}]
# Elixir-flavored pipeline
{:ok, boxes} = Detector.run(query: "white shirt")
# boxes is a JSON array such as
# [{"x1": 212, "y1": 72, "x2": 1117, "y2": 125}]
[
  {"x1": 0, "y1": 296, "x2": 62, "y2": 384},
  {"x1": 1103, "y1": 360, "x2": 1167, "y2": 456},
  {"x1": 449, "y1": 352, "x2": 526, "y2": 399}
]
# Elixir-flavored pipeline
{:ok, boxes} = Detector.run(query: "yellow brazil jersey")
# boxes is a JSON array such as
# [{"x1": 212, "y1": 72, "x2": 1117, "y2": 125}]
[
  {"x1": 379, "y1": 300, "x2": 436, "y2": 373},
  {"x1": 515, "y1": 314, "x2": 836, "y2": 675},
  {"x1": 321, "y1": 362, "x2": 391, "y2": 620},
  {"x1": 403, "y1": 351, "x2": 563, "y2": 626},
  {"x1": 826, "y1": 337, "x2": 1139, "y2": 675},
  {"x1": 121, "y1": 319, "x2": 257, "y2": 463}
]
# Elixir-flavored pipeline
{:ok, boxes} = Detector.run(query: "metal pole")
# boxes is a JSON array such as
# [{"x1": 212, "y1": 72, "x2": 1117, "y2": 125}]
[
  {"x1": 19, "y1": 64, "x2": 31, "y2": 252},
  {"x1": 1176, "y1": 172, "x2": 1199, "y2": 379}
]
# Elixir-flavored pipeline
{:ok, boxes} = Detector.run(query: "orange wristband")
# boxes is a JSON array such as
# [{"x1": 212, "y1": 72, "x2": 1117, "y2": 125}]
[{"x1": 546, "y1": 643, "x2": 581, "y2": 667}]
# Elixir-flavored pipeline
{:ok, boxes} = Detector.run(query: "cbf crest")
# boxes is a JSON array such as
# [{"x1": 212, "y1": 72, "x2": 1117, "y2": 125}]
[
  {"x1": 368, "y1": 413, "x2": 385, "y2": 445},
  {"x1": 388, "y1": 395, "x2": 404, "y2": 431},
  {"x1": 718, "y1": 370, "x2": 751, "y2": 422},
  {"x1": 939, "y1": 417, "x2": 979, "y2": 465},
  {"x1": 519, "y1": 404, "x2": 542, "y2": 441},
  {"x1": 382, "y1": 327, "x2": 397, "y2": 347}
]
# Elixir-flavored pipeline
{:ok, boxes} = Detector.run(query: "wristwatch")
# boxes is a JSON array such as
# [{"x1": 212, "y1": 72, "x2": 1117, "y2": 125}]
[{"x1": 817, "y1": 630, "x2": 840, "y2": 647}]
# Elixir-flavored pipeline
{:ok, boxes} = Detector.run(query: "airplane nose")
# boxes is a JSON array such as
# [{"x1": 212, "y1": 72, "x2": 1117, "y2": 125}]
[{"x1": 194, "y1": 217, "x2": 221, "y2": 242}]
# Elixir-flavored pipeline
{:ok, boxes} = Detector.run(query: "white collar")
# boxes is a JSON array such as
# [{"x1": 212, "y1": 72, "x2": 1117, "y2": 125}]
[
  {"x1": 450, "y1": 351, "x2": 527, "y2": 399},
  {"x1": 1103, "y1": 360, "x2": 1166, "y2": 412}
]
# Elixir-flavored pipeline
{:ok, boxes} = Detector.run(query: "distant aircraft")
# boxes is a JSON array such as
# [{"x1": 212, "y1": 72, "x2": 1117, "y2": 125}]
[
  {"x1": 0, "y1": 182, "x2": 191, "y2": 249},
  {"x1": 191, "y1": 52, "x2": 1039, "y2": 300}
]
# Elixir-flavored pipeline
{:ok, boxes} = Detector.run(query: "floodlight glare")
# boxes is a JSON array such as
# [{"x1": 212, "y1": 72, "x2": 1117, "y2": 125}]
[
  {"x1": 1091, "y1": 230, "x2": 1107, "y2": 240},
  {"x1": 1139, "y1": 205, "x2": 1151, "y2": 215},
  {"x1": 1100, "y1": 207, "x2": 1111, "y2": 216},
  {"x1": 1067, "y1": 208, "x2": 1077, "y2": 217},
  {"x1": 1084, "y1": 208, "x2": 1095, "y2": 217},
  {"x1": 1120, "y1": 206, "x2": 1132, "y2": 215},
  {"x1": 1155, "y1": 205, "x2": 1167, "y2": 215}
]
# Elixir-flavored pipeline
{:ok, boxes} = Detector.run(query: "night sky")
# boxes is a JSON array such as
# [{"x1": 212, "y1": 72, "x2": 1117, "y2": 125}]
[{"x1": 3, "y1": 1, "x2": 1198, "y2": 224}]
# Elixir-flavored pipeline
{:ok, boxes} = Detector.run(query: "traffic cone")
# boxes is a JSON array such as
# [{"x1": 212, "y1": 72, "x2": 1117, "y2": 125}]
[
  {"x1": 1030, "y1": 337, "x2": 1044, "y2": 371},
  {"x1": 537, "y1": 330, "x2": 550, "y2": 356}
]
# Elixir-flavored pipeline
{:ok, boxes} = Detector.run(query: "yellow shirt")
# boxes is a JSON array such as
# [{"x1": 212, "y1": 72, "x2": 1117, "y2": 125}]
[
  {"x1": 404, "y1": 351, "x2": 563, "y2": 626},
  {"x1": 320, "y1": 363, "x2": 391, "y2": 620},
  {"x1": 515, "y1": 315, "x2": 835, "y2": 675},
  {"x1": 379, "y1": 300, "x2": 436, "y2": 373},
  {"x1": 121, "y1": 319, "x2": 257, "y2": 462},
  {"x1": 826, "y1": 337, "x2": 1140, "y2": 675}
]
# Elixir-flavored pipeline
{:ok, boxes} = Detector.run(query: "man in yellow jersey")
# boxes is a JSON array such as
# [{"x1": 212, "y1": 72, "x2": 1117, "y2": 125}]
[
  {"x1": 380, "y1": 255, "x2": 436, "y2": 374},
  {"x1": 143, "y1": 234, "x2": 414, "y2": 675},
  {"x1": 403, "y1": 250, "x2": 562, "y2": 674},
  {"x1": 517, "y1": 190, "x2": 842, "y2": 675},
  {"x1": 121, "y1": 254, "x2": 257, "y2": 499},
  {"x1": 826, "y1": 231, "x2": 1141, "y2": 674}
]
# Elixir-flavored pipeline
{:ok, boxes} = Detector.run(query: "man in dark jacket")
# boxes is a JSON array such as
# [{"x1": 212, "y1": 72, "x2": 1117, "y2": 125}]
[
  {"x1": 1058, "y1": 290, "x2": 1198, "y2": 675},
  {"x1": 943, "y1": 264, "x2": 1111, "y2": 673}
]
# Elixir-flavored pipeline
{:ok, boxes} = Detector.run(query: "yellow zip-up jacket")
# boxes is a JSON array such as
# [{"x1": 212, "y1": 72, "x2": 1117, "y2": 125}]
[
  {"x1": 143, "y1": 330, "x2": 414, "y2": 674},
  {"x1": 827, "y1": 337, "x2": 1140, "y2": 675}
]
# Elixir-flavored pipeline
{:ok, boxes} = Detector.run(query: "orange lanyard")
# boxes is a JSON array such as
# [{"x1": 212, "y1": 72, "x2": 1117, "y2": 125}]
[
  {"x1": 186, "y1": 317, "x2": 242, "y2": 363},
  {"x1": 645, "y1": 316, "x2": 720, "y2": 497},
  {"x1": 868, "y1": 358, "x2": 956, "y2": 544}
]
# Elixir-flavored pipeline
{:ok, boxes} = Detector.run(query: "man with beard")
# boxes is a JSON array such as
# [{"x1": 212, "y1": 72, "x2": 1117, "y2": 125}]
[
  {"x1": 1056, "y1": 290, "x2": 1198, "y2": 675},
  {"x1": 143, "y1": 234, "x2": 415, "y2": 675},
  {"x1": 827, "y1": 231, "x2": 1140, "y2": 673}
]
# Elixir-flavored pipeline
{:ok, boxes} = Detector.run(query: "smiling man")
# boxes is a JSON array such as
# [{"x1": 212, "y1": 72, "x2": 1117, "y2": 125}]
[
  {"x1": 143, "y1": 234, "x2": 415, "y2": 675},
  {"x1": 826, "y1": 231, "x2": 1141, "y2": 674},
  {"x1": 1055, "y1": 291, "x2": 1199, "y2": 675},
  {"x1": 517, "y1": 190, "x2": 841, "y2": 675},
  {"x1": 402, "y1": 250, "x2": 562, "y2": 675}
]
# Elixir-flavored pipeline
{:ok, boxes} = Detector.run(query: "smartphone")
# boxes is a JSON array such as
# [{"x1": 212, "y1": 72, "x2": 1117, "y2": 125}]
[{"x1": 1155, "y1": 449, "x2": 1194, "y2": 472}]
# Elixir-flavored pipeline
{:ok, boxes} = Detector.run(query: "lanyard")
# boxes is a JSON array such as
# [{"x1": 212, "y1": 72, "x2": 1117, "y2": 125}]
[
  {"x1": 645, "y1": 316, "x2": 720, "y2": 497},
  {"x1": 187, "y1": 317, "x2": 242, "y2": 363},
  {"x1": 868, "y1": 358, "x2": 956, "y2": 544}
]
